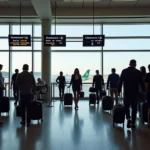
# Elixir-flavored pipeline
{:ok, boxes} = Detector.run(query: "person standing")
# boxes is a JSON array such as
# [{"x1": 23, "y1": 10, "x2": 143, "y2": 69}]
[
  {"x1": 56, "y1": 71, "x2": 66, "y2": 101},
  {"x1": 145, "y1": 64, "x2": 150, "y2": 128},
  {"x1": 118, "y1": 60, "x2": 145, "y2": 128},
  {"x1": 11, "y1": 69, "x2": 19, "y2": 105},
  {"x1": 0, "y1": 64, "x2": 5, "y2": 126},
  {"x1": 107, "y1": 68, "x2": 120, "y2": 105},
  {"x1": 92, "y1": 70, "x2": 104, "y2": 104},
  {"x1": 16, "y1": 64, "x2": 36, "y2": 127},
  {"x1": 69, "y1": 68, "x2": 82, "y2": 110}
]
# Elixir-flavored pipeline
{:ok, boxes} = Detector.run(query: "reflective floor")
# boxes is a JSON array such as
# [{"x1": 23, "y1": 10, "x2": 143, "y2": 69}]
[{"x1": 0, "y1": 100, "x2": 150, "y2": 150}]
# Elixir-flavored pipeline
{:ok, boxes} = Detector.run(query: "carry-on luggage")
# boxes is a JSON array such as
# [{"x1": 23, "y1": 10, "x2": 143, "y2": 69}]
[
  {"x1": 30, "y1": 100, "x2": 43, "y2": 122},
  {"x1": 0, "y1": 96, "x2": 10, "y2": 115},
  {"x1": 89, "y1": 87, "x2": 96, "y2": 93},
  {"x1": 102, "y1": 96, "x2": 113, "y2": 112},
  {"x1": 64, "y1": 87, "x2": 73, "y2": 106},
  {"x1": 80, "y1": 91, "x2": 84, "y2": 98},
  {"x1": 102, "y1": 89, "x2": 106, "y2": 97},
  {"x1": 113, "y1": 104, "x2": 125, "y2": 128},
  {"x1": 140, "y1": 102, "x2": 148, "y2": 124},
  {"x1": 89, "y1": 93, "x2": 96, "y2": 106}
]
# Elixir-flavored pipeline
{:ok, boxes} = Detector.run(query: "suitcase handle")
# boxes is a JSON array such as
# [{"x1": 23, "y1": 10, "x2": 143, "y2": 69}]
[{"x1": 67, "y1": 86, "x2": 71, "y2": 93}]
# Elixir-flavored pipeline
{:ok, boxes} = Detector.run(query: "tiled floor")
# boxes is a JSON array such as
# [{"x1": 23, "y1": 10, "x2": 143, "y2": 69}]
[{"x1": 0, "y1": 100, "x2": 150, "y2": 150}]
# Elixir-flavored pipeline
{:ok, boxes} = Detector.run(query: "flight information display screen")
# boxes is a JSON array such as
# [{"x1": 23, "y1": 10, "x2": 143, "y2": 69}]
[
  {"x1": 9, "y1": 35, "x2": 31, "y2": 46},
  {"x1": 44, "y1": 35, "x2": 66, "y2": 46},
  {"x1": 83, "y1": 35, "x2": 105, "y2": 46}
]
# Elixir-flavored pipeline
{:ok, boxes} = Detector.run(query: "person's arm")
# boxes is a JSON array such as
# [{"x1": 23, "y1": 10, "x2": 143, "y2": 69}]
[
  {"x1": 32, "y1": 75, "x2": 36, "y2": 93},
  {"x1": 145, "y1": 74, "x2": 150, "y2": 92},
  {"x1": 107, "y1": 75, "x2": 110, "y2": 89},
  {"x1": 92, "y1": 76, "x2": 95, "y2": 87},
  {"x1": 101, "y1": 75, "x2": 105, "y2": 87},
  {"x1": 69, "y1": 75, "x2": 73, "y2": 87},
  {"x1": 80, "y1": 75, "x2": 82, "y2": 90},
  {"x1": 56, "y1": 77, "x2": 59, "y2": 84},
  {"x1": 15, "y1": 74, "x2": 19, "y2": 89},
  {"x1": 64, "y1": 77, "x2": 66, "y2": 85},
  {"x1": 118, "y1": 70, "x2": 124, "y2": 94},
  {"x1": 139, "y1": 73, "x2": 145, "y2": 93},
  {"x1": 0, "y1": 72, "x2": 4, "y2": 88},
  {"x1": 11, "y1": 75, "x2": 14, "y2": 88}
]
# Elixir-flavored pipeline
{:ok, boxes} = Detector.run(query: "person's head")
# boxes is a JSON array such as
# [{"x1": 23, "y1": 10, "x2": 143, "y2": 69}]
[
  {"x1": 140, "y1": 66, "x2": 146, "y2": 75},
  {"x1": 74, "y1": 68, "x2": 80, "y2": 75},
  {"x1": 60, "y1": 71, "x2": 63, "y2": 76},
  {"x1": 37, "y1": 78, "x2": 42, "y2": 83},
  {"x1": 148, "y1": 64, "x2": 150, "y2": 72},
  {"x1": 0, "y1": 64, "x2": 3, "y2": 71},
  {"x1": 15, "y1": 69, "x2": 19, "y2": 73},
  {"x1": 22, "y1": 64, "x2": 29, "y2": 71},
  {"x1": 111, "y1": 68, "x2": 116, "y2": 73},
  {"x1": 129, "y1": 59, "x2": 136, "y2": 68},
  {"x1": 96, "y1": 70, "x2": 99, "y2": 75}
]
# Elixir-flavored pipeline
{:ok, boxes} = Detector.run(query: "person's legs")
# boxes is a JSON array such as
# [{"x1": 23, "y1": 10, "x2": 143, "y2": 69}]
[
  {"x1": 95, "y1": 88, "x2": 99, "y2": 103},
  {"x1": 13, "y1": 87, "x2": 19, "y2": 104},
  {"x1": 110, "y1": 88, "x2": 114, "y2": 104},
  {"x1": 20, "y1": 95, "x2": 26, "y2": 125},
  {"x1": 27, "y1": 95, "x2": 32, "y2": 126},
  {"x1": 148, "y1": 108, "x2": 150, "y2": 127},
  {"x1": 73, "y1": 91, "x2": 77, "y2": 109},
  {"x1": 59, "y1": 86, "x2": 61, "y2": 100},
  {"x1": 131, "y1": 99, "x2": 138, "y2": 126},
  {"x1": 76, "y1": 91, "x2": 80, "y2": 108},
  {"x1": 114, "y1": 88, "x2": 118, "y2": 105},
  {"x1": 0, "y1": 88, "x2": 3, "y2": 125},
  {"x1": 62, "y1": 86, "x2": 65, "y2": 99},
  {"x1": 124, "y1": 94, "x2": 132, "y2": 128}
]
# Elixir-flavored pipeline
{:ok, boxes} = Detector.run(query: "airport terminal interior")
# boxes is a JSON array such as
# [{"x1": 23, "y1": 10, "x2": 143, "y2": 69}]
[{"x1": 0, "y1": 0, "x2": 150, "y2": 150}]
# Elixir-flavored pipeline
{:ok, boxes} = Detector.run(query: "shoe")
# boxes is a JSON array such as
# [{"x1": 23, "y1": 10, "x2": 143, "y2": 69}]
[
  {"x1": 77, "y1": 105, "x2": 79, "y2": 109},
  {"x1": 20, "y1": 121, "x2": 25, "y2": 126},
  {"x1": 127, "y1": 120, "x2": 132, "y2": 128},
  {"x1": 0, "y1": 121, "x2": 3, "y2": 126}
]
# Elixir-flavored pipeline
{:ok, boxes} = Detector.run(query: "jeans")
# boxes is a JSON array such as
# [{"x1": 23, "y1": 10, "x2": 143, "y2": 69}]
[
  {"x1": 95, "y1": 88, "x2": 102, "y2": 102},
  {"x1": 13, "y1": 87, "x2": 19, "y2": 103},
  {"x1": 20, "y1": 94, "x2": 32, "y2": 123},
  {"x1": 59, "y1": 85, "x2": 65, "y2": 99}
]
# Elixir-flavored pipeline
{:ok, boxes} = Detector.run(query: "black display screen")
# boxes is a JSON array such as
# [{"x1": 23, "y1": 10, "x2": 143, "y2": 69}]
[
  {"x1": 9, "y1": 35, "x2": 31, "y2": 46},
  {"x1": 83, "y1": 35, "x2": 105, "y2": 46},
  {"x1": 44, "y1": 35, "x2": 66, "y2": 46}
]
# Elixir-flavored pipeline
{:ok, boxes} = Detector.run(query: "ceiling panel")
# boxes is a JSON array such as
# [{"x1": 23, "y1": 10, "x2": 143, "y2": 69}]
[
  {"x1": 56, "y1": 2, "x2": 83, "y2": 7},
  {"x1": 83, "y1": 0, "x2": 111, "y2": 7},
  {"x1": 0, "y1": 1, "x2": 8, "y2": 7},
  {"x1": 110, "y1": 1, "x2": 136, "y2": 7},
  {"x1": 7, "y1": 1, "x2": 33, "y2": 7},
  {"x1": 136, "y1": 0, "x2": 150, "y2": 7}
]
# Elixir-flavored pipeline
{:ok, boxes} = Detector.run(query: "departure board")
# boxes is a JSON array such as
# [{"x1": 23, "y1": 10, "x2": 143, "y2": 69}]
[
  {"x1": 9, "y1": 35, "x2": 31, "y2": 46},
  {"x1": 44, "y1": 35, "x2": 66, "y2": 46},
  {"x1": 83, "y1": 35, "x2": 105, "y2": 46}
]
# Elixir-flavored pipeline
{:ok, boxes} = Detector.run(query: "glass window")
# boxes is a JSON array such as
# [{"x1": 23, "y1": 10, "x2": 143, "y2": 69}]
[
  {"x1": 0, "y1": 39, "x2": 9, "y2": 50},
  {"x1": 51, "y1": 25, "x2": 101, "y2": 37},
  {"x1": 11, "y1": 52, "x2": 32, "y2": 72},
  {"x1": 103, "y1": 52, "x2": 150, "y2": 82},
  {"x1": 52, "y1": 41, "x2": 102, "y2": 50},
  {"x1": 103, "y1": 24, "x2": 150, "y2": 37},
  {"x1": 103, "y1": 39, "x2": 150, "y2": 50},
  {"x1": 33, "y1": 39, "x2": 42, "y2": 50},
  {"x1": 0, "y1": 52, "x2": 9, "y2": 83},
  {"x1": 33, "y1": 24, "x2": 41, "y2": 37},
  {"x1": 11, "y1": 25, "x2": 32, "y2": 36},
  {"x1": 33, "y1": 52, "x2": 41, "y2": 80},
  {"x1": 0, "y1": 25, "x2": 9, "y2": 37},
  {"x1": 52, "y1": 52, "x2": 101, "y2": 97}
]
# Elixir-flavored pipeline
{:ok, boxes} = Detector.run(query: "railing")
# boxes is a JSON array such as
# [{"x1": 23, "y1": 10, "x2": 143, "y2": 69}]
[{"x1": 4, "y1": 82, "x2": 124, "y2": 100}]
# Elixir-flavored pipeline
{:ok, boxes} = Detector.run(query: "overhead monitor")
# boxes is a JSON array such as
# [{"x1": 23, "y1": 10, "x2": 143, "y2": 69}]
[
  {"x1": 9, "y1": 35, "x2": 31, "y2": 46},
  {"x1": 44, "y1": 35, "x2": 66, "y2": 46},
  {"x1": 83, "y1": 35, "x2": 105, "y2": 47}
]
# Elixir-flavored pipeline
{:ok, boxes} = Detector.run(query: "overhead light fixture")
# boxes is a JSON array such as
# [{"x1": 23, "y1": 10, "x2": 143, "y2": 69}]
[{"x1": 113, "y1": 0, "x2": 137, "y2": 2}]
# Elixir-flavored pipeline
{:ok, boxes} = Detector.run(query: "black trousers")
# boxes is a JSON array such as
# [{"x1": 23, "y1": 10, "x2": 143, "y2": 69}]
[
  {"x1": 59, "y1": 85, "x2": 65, "y2": 99},
  {"x1": 95, "y1": 88, "x2": 102, "y2": 102},
  {"x1": 13, "y1": 87, "x2": 19, "y2": 103},
  {"x1": 124, "y1": 94, "x2": 138, "y2": 124},
  {"x1": 20, "y1": 94, "x2": 32, "y2": 123},
  {"x1": 0, "y1": 88, "x2": 3, "y2": 112}
]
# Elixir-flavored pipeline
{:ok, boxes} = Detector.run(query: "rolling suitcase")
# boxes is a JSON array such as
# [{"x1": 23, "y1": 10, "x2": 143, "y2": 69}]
[
  {"x1": 80, "y1": 91, "x2": 84, "y2": 98},
  {"x1": 140, "y1": 102, "x2": 148, "y2": 124},
  {"x1": 0, "y1": 96, "x2": 10, "y2": 115},
  {"x1": 89, "y1": 87, "x2": 96, "y2": 93},
  {"x1": 102, "y1": 96, "x2": 113, "y2": 112},
  {"x1": 89, "y1": 94, "x2": 96, "y2": 106},
  {"x1": 113, "y1": 104, "x2": 125, "y2": 128},
  {"x1": 30, "y1": 100, "x2": 43, "y2": 122},
  {"x1": 64, "y1": 87, "x2": 73, "y2": 106}
]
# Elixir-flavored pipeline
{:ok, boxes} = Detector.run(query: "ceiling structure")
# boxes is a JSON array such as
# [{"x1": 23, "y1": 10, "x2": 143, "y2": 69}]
[{"x1": 0, "y1": 0, "x2": 150, "y2": 23}]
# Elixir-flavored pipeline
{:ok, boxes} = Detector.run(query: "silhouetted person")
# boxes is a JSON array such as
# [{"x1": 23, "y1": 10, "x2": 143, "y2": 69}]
[
  {"x1": 56, "y1": 72, "x2": 66, "y2": 101},
  {"x1": 107, "y1": 68, "x2": 120, "y2": 104},
  {"x1": 0, "y1": 64, "x2": 5, "y2": 126},
  {"x1": 92, "y1": 70, "x2": 104, "y2": 104},
  {"x1": 11, "y1": 69, "x2": 19, "y2": 105},
  {"x1": 145, "y1": 64, "x2": 150, "y2": 128},
  {"x1": 140, "y1": 66, "x2": 147, "y2": 81},
  {"x1": 118, "y1": 59, "x2": 145, "y2": 128},
  {"x1": 16, "y1": 64, "x2": 36, "y2": 127},
  {"x1": 69, "y1": 68, "x2": 82, "y2": 110}
]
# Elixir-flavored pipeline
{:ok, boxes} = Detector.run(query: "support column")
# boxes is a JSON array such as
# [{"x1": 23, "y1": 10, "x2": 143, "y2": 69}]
[{"x1": 41, "y1": 19, "x2": 51, "y2": 101}]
